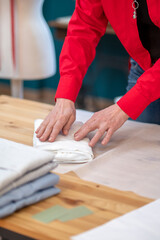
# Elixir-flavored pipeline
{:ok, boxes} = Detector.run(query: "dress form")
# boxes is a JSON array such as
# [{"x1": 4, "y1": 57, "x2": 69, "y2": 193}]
[{"x1": 0, "y1": 0, "x2": 56, "y2": 98}]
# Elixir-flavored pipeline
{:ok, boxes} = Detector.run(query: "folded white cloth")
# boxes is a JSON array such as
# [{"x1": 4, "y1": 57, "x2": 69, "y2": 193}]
[
  {"x1": 0, "y1": 138, "x2": 55, "y2": 191},
  {"x1": 33, "y1": 120, "x2": 94, "y2": 163}
]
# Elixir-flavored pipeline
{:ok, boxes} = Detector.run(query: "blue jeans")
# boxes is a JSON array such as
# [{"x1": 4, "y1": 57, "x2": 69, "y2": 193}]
[{"x1": 127, "y1": 58, "x2": 160, "y2": 124}]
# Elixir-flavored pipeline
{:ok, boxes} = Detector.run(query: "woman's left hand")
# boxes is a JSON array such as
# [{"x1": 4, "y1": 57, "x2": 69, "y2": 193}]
[{"x1": 74, "y1": 104, "x2": 129, "y2": 147}]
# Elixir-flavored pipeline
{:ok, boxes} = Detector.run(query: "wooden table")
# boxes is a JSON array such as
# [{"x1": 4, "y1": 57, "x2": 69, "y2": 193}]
[{"x1": 0, "y1": 95, "x2": 152, "y2": 240}]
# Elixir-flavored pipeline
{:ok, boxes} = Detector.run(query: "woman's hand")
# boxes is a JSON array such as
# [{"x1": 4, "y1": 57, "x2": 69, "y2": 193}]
[
  {"x1": 36, "y1": 98, "x2": 76, "y2": 142},
  {"x1": 74, "y1": 104, "x2": 129, "y2": 147}
]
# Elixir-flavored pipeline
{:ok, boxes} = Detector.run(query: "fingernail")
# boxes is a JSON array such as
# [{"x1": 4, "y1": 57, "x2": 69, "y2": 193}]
[
  {"x1": 74, "y1": 135, "x2": 79, "y2": 140},
  {"x1": 63, "y1": 130, "x2": 68, "y2": 135},
  {"x1": 48, "y1": 137, "x2": 54, "y2": 142},
  {"x1": 89, "y1": 142, "x2": 93, "y2": 147}
]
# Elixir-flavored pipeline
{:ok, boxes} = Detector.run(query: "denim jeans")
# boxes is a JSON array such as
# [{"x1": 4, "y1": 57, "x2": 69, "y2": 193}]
[{"x1": 127, "y1": 58, "x2": 160, "y2": 124}]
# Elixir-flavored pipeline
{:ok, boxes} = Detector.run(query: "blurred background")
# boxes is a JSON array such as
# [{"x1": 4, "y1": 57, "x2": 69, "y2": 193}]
[{"x1": 0, "y1": 0, "x2": 129, "y2": 112}]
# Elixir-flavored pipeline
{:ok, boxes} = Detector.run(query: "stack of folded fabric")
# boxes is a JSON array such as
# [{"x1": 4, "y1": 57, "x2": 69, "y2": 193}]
[
  {"x1": 33, "y1": 120, "x2": 94, "y2": 164},
  {"x1": 0, "y1": 138, "x2": 60, "y2": 218}
]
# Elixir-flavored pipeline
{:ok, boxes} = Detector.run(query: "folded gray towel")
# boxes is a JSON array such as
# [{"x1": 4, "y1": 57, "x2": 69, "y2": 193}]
[
  {"x1": 0, "y1": 161, "x2": 57, "y2": 196},
  {"x1": 0, "y1": 138, "x2": 55, "y2": 191}
]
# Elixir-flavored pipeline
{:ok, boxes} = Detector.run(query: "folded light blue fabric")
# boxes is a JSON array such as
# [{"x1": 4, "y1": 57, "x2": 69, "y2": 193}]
[
  {"x1": 0, "y1": 172, "x2": 59, "y2": 208},
  {"x1": 0, "y1": 186, "x2": 60, "y2": 218}
]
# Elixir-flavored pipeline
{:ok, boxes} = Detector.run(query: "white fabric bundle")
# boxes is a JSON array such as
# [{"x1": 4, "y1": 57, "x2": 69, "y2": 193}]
[
  {"x1": 33, "y1": 120, "x2": 94, "y2": 163},
  {"x1": 0, "y1": 138, "x2": 55, "y2": 191}
]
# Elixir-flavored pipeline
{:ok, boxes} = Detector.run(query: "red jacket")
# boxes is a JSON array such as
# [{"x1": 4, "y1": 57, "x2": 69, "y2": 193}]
[{"x1": 55, "y1": 0, "x2": 160, "y2": 120}]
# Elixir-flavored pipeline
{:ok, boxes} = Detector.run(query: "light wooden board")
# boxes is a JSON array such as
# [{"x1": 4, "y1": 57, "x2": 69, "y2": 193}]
[{"x1": 0, "y1": 95, "x2": 152, "y2": 240}]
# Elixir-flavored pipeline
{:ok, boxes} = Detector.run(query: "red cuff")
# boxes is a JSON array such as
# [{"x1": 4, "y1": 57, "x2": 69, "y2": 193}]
[
  {"x1": 117, "y1": 86, "x2": 151, "y2": 120},
  {"x1": 55, "y1": 76, "x2": 81, "y2": 102}
]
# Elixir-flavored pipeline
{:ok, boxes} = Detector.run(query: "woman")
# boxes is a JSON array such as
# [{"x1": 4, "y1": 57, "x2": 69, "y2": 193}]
[{"x1": 36, "y1": 0, "x2": 160, "y2": 147}]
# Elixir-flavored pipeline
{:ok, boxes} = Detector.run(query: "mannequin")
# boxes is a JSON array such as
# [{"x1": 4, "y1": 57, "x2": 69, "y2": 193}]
[{"x1": 0, "y1": 0, "x2": 56, "y2": 98}]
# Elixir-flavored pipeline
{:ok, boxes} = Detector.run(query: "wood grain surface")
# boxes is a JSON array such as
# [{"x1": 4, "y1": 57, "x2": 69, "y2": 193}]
[{"x1": 0, "y1": 95, "x2": 153, "y2": 240}]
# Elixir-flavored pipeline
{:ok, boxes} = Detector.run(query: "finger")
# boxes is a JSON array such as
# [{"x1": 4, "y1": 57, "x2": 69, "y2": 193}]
[
  {"x1": 48, "y1": 118, "x2": 68, "y2": 142},
  {"x1": 35, "y1": 126, "x2": 40, "y2": 134},
  {"x1": 89, "y1": 128, "x2": 106, "y2": 147},
  {"x1": 35, "y1": 122, "x2": 45, "y2": 134},
  {"x1": 101, "y1": 128, "x2": 113, "y2": 145},
  {"x1": 36, "y1": 120, "x2": 49, "y2": 138},
  {"x1": 39, "y1": 123, "x2": 55, "y2": 142},
  {"x1": 36, "y1": 112, "x2": 51, "y2": 134},
  {"x1": 74, "y1": 121, "x2": 96, "y2": 141},
  {"x1": 62, "y1": 115, "x2": 75, "y2": 135}
]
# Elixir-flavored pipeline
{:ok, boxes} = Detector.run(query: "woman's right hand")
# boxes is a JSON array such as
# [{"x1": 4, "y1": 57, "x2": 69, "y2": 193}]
[{"x1": 36, "y1": 98, "x2": 76, "y2": 142}]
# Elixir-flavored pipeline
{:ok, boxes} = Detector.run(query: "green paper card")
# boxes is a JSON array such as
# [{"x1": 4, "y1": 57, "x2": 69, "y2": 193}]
[
  {"x1": 58, "y1": 206, "x2": 93, "y2": 222},
  {"x1": 32, "y1": 205, "x2": 68, "y2": 223}
]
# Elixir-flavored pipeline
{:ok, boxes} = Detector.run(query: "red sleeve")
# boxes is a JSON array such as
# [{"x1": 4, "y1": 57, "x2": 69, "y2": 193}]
[
  {"x1": 117, "y1": 58, "x2": 160, "y2": 119},
  {"x1": 55, "y1": 0, "x2": 108, "y2": 102}
]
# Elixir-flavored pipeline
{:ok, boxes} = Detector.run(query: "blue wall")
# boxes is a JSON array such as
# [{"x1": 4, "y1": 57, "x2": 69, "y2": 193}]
[{"x1": 0, "y1": 0, "x2": 129, "y2": 100}]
